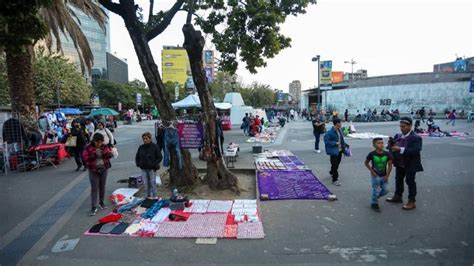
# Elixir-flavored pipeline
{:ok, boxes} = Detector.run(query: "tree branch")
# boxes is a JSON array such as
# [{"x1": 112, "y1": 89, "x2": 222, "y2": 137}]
[
  {"x1": 98, "y1": 0, "x2": 123, "y2": 16},
  {"x1": 148, "y1": 0, "x2": 155, "y2": 23},
  {"x1": 145, "y1": 0, "x2": 186, "y2": 41}
]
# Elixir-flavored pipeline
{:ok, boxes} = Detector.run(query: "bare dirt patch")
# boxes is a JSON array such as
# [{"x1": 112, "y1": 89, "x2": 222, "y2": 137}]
[{"x1": 135, "y1": 169, "x2": 256, "y2": 200}]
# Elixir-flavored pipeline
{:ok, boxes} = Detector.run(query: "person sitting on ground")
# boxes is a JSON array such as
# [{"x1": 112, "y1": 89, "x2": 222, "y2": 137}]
[{"x1": 426, "y1": 117, "x2": 443, "y2": 133}]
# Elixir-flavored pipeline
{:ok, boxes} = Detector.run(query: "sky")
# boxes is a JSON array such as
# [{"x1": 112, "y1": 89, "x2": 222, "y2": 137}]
[{"x1": 109, "y1": 0, "x2": 473, "y2": 92}]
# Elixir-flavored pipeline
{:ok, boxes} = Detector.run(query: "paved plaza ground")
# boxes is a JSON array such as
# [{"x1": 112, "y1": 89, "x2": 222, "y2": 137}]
[{"x1": 0, "y1": 119, "x2": 473, "y2": 265}]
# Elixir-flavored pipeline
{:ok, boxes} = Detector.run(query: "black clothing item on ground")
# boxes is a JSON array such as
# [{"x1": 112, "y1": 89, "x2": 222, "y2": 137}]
[
  {"x1": 110, "y1": 222, "x2": 130, "y2": 235},
  {"x1": 140, "y1": 198, "x2": 158, "y2": 208},
  {"x1": 88, "y1": 223, "x2": 107, "y2": 233},
  {"x1": 394, "y1": 167, "x2": 417, "y2": 201},
  {"x1": 2, "y1": 118, "x2": 28, "y2": 144},
  {"x1": 330, "y1": 151, "x2": 343, "y2": 182},
  {"x1": 135, "y1": 142, "x2": 162, "y2": 171}
]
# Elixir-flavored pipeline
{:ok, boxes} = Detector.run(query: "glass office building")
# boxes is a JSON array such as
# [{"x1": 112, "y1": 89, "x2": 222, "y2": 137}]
[{"x1": 60, "y1": 7, "x2": 110, "y2": 86}]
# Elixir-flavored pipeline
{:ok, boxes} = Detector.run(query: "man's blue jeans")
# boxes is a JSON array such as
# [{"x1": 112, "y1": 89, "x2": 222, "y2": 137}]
[
  {"x1": 314, "y1": 132, "x2": 321, "y2": 150},
  {"x1": 371, "y1": 176, "x2": 388, "y2": 204}
]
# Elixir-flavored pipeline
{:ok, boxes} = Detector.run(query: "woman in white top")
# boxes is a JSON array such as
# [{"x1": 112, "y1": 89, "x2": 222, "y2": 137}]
[{"x1": 94, "y1": 121, "x2": 115, "y2": 146}]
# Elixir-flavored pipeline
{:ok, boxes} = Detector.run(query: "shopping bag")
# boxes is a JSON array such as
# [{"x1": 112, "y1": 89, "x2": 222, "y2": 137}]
[
  {"x1": 65, "y1": 136, "x2": 77, "y2": 147},
  {"x1": 344, "y1": 146, "x2": 352, "y2": 157},
  {"x1": 111, "y1": 147, "x2": 119, "y2": 159}
]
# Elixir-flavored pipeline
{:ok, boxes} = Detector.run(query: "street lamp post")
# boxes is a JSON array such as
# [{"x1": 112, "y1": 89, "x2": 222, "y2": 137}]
[{"x1": 311, "y1": 55, "x2": 321, "y2": 111}]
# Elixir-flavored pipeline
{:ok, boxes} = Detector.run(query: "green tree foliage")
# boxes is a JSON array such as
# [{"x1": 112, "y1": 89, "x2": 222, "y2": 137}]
[
  {"x1": 0, "y1": 51, "x2": 91, "y2": 107},
  {"x1": 195, "y1": 0, "x2": 317, "y2": 74},
  {"x1": 239, "y1": 82, "x2": 276, "y2": 108},
  {"x1": 164, "y1": 81, "x2": 186, "y2": 102},
  {"x1": 34, "y1": 50, "x2": 91, "y2": 107},
  {"x1": 95, "y1": 79, "x2": 154, "y2": 109}
]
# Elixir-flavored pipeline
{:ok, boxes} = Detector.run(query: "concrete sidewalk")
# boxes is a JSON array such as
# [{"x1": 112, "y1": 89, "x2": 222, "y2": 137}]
[{"x1": 1, "y1": 120, "x2": 473, "y2": 265}]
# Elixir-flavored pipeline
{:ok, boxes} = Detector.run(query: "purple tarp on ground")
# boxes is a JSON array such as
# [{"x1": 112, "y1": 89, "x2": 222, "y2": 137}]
[{"x1": 257, "y1": 170, "x2": 331, "y2": 200}]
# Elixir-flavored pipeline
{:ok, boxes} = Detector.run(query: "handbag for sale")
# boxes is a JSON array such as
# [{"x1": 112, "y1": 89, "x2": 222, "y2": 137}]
[{"x1": 65, "y1": 136, "x2": 77, "y2": 147}]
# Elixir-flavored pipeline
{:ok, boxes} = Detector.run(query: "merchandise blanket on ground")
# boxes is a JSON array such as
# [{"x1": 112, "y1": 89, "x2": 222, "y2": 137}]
[
  {"x1": 85, "y1": 199, "x2": 264, "y2": 239},
  {"x1": 255, "y1": 150, "x2": 332, "y2": 200}
]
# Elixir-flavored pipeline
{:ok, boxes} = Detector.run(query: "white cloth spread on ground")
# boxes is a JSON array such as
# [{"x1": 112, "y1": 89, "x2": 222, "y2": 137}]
[{"x1": 347, "y1": 132, "x2": 389, "y2": 139}]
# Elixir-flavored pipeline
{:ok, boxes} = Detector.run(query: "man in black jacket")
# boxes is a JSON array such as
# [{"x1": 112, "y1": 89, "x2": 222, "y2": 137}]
[
  {"x1": 386, "y1": 117, "x2": 423, "y2": 210},
  {"x1": 136, "y1": 132, "x2": 162, "y2": 199}
]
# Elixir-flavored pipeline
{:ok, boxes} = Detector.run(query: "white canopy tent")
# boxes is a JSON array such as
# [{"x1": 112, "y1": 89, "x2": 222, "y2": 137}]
[{"x1": 172, "y1": 94, "x2": 232, "y2": 110}]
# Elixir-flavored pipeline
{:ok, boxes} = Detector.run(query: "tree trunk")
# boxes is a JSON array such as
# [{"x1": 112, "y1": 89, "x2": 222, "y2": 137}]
[
  {"x1": 119, "y1": 3, "x2": 198, "y2": 187},
  {"x1": 183, "y1": 24, "x2": 239, "y2": 192},
  {"x1": 5, "y1": 44, "x2": 38, "y2": 131}
]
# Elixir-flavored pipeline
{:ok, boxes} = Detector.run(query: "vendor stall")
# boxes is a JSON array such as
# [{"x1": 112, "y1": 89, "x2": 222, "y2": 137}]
[{"x1": 85, "y1": 188, "x2": 264, "y2": 239}]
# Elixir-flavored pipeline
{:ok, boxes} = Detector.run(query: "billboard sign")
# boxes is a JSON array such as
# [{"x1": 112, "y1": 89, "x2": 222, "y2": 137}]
[
  {"x1": 162, "y1": 48, "x2": 190, "y2": 86},
  {"x1": 332, "y1": 71, "x2": 344, "y2": 83},
  {"x1": 319, "y1": 60, "x2": 333, "y2": 88},
  {"x1": 277, "y1": 91, "x2": 284, "y2": 102}
]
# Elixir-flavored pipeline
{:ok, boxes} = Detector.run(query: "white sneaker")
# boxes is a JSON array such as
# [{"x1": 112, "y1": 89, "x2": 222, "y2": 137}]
[
  {"x1": 316, "y1": 150, "x2": 321, "y2": 154},
  {"x1": 332, "y1": 181, "x2": 341, "y2": 186}
]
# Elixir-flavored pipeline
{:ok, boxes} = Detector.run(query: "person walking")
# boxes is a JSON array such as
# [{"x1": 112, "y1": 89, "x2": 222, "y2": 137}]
[
  {"x1": 446, "y1": 109, "x2": 457, "y2": 126},
  {"x1": 83, "y1": 133, "x2": 113, "y2": 216},
  {"x1": 419, "y1": 107, "x2": 426, "y2": 123},
  {"x1": 135, "y1": 132, "x2": 162, "y2": 199},
  {"x1": 386, "y1": 117, "x2": 423, "y2": 210},
  {"x1": 94, "y1": 121, "x2": 115, "y2": 146},
  {"x1": 85, "y1": 119, "x2": 95, "y2": 140},
  {"x1": 324, "y1": 118, "x2": 346, "y2": 186},
  {"x1": 70, "y1": 121, "x2": 89, "y2": 171},
  {"x1": 312, "y1": 112, "x2": 325, "y2": 153},
  {"x1": 364, "y1": 138, "x2": 393, "y2": 212},
  {"x1": 344, "y1": 109, "x2": 349, "y2": 122}
]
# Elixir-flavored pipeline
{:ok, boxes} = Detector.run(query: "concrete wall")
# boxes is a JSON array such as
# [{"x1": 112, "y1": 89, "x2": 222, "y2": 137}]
[{"x1": 323, "y1": 81, "x2": 473, "y2": 113}]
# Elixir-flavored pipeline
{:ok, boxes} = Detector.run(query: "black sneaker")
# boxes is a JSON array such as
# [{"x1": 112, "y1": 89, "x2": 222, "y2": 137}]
[
  {"x1": 89, "y1": 207, "x2": 98, "y2": 216},
  {"x1": 99, "y1": 202, "x2": 107, "y2": 210},
  {"x1": 371, "y1": 204, "x2": 381, "y2": 213}
]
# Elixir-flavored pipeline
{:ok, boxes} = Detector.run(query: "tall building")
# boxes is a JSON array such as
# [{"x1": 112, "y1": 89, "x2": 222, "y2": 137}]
[
  {"x1": 289, "y1": 80, "x2": 301, "y2": 103},
  {"x1": 344, "y1": 69, "x2": 368, "y2": 81},
  {"x1": 106, "y1": 52, "x2": 128, "y2": 84},
  {"x1": 162, "y1": 46, "x2": 215, "y2": 94},
  {"x1": 59, "y1": 7, "x2": 110, "y2": 86}
]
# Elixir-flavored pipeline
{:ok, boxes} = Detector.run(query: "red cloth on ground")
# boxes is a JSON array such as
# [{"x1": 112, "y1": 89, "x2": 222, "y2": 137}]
[{"x1": 98, "y1": 213, "x2": 122, "y2": 223}]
